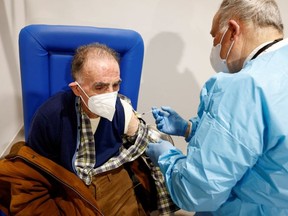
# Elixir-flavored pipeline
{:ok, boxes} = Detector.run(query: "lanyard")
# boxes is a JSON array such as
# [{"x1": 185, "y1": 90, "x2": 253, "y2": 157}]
[{"x1": 251, "y1": 38, "x2": 283, "y2": 60}]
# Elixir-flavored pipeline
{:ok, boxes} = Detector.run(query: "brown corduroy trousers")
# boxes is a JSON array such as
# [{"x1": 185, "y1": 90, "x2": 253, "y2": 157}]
[{"x1": 89, "y1": 166, "x2": 148, "y2": 216}]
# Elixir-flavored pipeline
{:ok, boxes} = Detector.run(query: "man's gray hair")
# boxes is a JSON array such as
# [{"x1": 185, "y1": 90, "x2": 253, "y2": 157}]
[{"x1": 218, "y1": 0, "x2": 283, "y2": 33}]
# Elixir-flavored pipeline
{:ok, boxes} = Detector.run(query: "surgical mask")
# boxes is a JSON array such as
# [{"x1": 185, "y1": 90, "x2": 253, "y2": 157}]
[
  {"x1": 76, "y1": 82, "x2": 117, "y2": 121},
  {"x1": 210, "y1": 29, "x2": 234, "y2": 73}
]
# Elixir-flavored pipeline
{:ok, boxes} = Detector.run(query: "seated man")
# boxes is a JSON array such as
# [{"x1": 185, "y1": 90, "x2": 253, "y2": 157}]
[{"x1": 0, "y1": 43, "x2": 178, "y2": 215}]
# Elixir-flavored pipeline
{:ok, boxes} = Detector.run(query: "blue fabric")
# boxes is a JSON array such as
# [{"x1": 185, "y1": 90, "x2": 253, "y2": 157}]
[
  {"x1": 158, "y1": 41, "x2": 288, "y2": 215},
  {"x1": 19, "y1": 24, "x2": 144, "y2": 140},
  {"x1": 27, "y1": 90, "x2": 125, "y2": 173},
  {"x1": 92, "y1": 98, "x2": 125, "y2": 167},
  {"x1": 146, "y1": 140, "x2": 176, "y2": 166}
]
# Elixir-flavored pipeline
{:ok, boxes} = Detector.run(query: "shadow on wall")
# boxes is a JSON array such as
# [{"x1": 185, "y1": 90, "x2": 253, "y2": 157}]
[{"x1": 140, "y1": 31, "x2": 200, "y2": 125}]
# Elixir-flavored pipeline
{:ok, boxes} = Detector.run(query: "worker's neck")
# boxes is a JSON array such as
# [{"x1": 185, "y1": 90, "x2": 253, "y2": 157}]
[
  {"x1": 233, "y1": 26, "x2": 283, "y2": 73},
  {"x1": 248, "y1": 27, "x2": 283, "y2": 52}
]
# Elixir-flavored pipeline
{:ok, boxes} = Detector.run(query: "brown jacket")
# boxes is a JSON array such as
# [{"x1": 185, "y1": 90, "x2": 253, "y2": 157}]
[{"x1": 0, "y1": 142, "x2": 103, "y2": 216}]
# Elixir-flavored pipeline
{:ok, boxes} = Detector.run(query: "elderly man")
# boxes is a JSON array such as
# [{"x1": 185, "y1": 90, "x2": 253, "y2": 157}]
[
  {"x1": 146, "y1": 0, "x2": 288, "y2": 215},
  {"x1": 0, "y1": 43, "x2": 179, "y2": 216}
]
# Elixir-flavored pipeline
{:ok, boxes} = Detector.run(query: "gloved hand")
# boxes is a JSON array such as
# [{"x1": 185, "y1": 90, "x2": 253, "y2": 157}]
[
  {"x1": 146, "y1": 139, "x2": 175, "y2": 166},
  {"x1": 152, "y1": 106, "x2": 188, "y2": 136}
]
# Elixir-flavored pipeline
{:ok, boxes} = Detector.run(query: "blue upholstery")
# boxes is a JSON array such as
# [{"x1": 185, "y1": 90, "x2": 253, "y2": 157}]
[{"x1": 19, "y1": 24, "x2": 144, "y2": 140}]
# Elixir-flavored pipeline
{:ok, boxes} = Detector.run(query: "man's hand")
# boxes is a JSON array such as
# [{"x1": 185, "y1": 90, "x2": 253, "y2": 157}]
[
  {"x1": 146, "y1": 139, "x2": 175, "y2": 166},
  {"x1": 152, "y1": 106, "x2": 188, "y2": 137}
]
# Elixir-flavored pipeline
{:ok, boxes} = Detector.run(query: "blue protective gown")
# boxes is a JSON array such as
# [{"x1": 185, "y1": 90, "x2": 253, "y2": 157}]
[{"x1": 158, "y1": 39, "x2": 288, "y2": 215}]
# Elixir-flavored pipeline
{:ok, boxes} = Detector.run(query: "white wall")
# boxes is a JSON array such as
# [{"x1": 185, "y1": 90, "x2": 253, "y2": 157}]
[
  {"x1": 1, "y1": 0, "x2": 288, "y2": 156},
  {"x1": 0, "y1": 0, "x2": 26, "y2": 156}
]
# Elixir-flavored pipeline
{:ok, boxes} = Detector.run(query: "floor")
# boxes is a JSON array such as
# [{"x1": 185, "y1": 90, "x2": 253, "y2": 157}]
[{"x1": 1, "y1": 127, "x2": 25, "y2": 157}]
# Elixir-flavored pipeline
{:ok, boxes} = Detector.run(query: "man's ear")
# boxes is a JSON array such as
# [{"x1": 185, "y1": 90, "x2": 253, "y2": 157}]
[
  {"x1": 69, "y1": 82, "x2": 80, "y2": 96},
  {"x1": 228, "y1": 19, "x2": 240, "y2": 41}
]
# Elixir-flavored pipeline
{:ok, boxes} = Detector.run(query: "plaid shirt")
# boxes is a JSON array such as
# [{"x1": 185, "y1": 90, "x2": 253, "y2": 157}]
[
  {"x1": 74, "y1": 107, "x2": 96, "y2": 183},
  {"x1": 74, "y1": 97, "x2": 179, "y2": 215}
]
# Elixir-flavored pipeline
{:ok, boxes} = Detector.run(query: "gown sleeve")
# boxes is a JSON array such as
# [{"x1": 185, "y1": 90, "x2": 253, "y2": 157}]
[{"x1": 158, "y1": 73, "x2": 263, "y2": 211}]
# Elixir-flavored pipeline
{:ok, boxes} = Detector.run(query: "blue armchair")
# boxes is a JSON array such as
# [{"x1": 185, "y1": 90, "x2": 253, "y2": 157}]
[{"x1": 19, "y1": 24, "x2": 144, "y2": 140}]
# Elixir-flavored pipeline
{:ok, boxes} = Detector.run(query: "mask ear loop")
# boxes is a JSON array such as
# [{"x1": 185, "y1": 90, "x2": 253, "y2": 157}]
[
  {"x1": 225, "y1": 39, "x2": 235, "y2": 60},
  {"x1": 75, "y1": 81, "x2": 90, "y2": 98},
  {"x1": 75, "y1": 81, "x2": 90, "y2": 109},
  {"x1": 220, "y1": 28, "x2": 235, "y2": 60},
  {"x1": 219, "y1": 28, "x2": 228, "y2": 45}
]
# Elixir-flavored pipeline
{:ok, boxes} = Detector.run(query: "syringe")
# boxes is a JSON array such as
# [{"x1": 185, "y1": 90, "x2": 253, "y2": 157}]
[{"x1": 140, "y1": 110, "x2": 153, "y2": 116}]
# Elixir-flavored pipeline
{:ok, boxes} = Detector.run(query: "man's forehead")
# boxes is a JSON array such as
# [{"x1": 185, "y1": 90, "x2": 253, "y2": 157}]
[
  {"x1": 83, "y1": 57, "x2": 119, "y2": 72},
  {"x1": 85, "y1": 56, "x2": 117, "y2": 67},
  {"x1": 94, "y1": 79, "x2": 121, "y2": 86},
  {"x1": 80, "y1": 69, "x2": 120, "y2": 84}
]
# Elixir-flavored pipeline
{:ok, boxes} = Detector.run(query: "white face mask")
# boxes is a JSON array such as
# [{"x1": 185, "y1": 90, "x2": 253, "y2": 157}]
[
  {"x1": 210, "y1": 29, "x2": 234, "y2": 73},
  {"x1": 76, "y1": 82, "x2": 117, "y2": 121}
]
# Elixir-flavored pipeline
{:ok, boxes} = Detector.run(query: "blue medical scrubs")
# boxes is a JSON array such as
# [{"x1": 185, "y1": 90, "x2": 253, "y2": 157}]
[{"x1": 158, "y1": 39, "x2": 288, "y2": 215}]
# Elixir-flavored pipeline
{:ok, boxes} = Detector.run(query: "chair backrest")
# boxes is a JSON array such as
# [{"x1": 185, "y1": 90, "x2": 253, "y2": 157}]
[{"x1": 19, "y1": 24, "x2": 144, "y2": 140}]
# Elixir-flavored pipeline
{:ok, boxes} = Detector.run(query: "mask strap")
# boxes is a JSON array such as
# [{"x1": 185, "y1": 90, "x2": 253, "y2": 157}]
[
  {"x1": 75, "y1": 81, "x2": 90, "y2": 109},
  {"x1": 75, "y1": 81, "x2": 90, "y2": 99},
  {"x1": 219, "y1": 28, "x2": 228, "y2": 44},
  {"x1": 220, "y1": 28, "x2": 234, "y2": 60},
  {"x1": 225, "y1": 40, "x2": 235, "y2": 60}
]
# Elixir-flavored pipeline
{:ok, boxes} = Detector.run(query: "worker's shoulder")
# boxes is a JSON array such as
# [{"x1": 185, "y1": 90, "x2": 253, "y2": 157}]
[{"x1": 203, "y1": 71, "x2": 254, "y2": 95}]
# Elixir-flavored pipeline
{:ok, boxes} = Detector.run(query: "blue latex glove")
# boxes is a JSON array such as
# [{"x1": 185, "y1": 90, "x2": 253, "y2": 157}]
[
  {"x1": 146, "y1": 139, "x2": 175, "y2": 166},
  {"x1": 152, "y1": 106, "x2": 188, "y2": 136}
]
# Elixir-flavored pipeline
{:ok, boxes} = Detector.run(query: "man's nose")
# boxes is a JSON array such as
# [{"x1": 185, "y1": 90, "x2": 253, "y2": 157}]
[{"x1": 106, "y1": 84, "x2": 114, "y2": 93}]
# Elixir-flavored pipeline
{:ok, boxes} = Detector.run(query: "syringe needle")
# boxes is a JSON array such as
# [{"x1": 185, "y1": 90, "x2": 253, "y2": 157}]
[{"x1": 141, "y1": 110, "x2": 152, "y2": 115}]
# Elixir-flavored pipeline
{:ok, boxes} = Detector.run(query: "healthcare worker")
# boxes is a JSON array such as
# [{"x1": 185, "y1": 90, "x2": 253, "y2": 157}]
[{"x1": 146, "y1": 0, "x2": 288, "y2": 215}]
